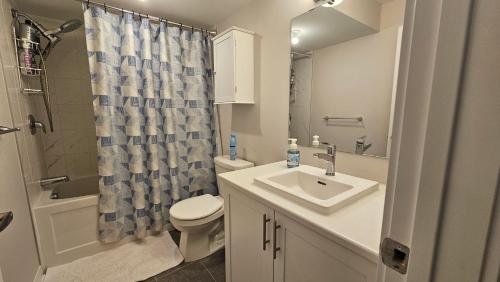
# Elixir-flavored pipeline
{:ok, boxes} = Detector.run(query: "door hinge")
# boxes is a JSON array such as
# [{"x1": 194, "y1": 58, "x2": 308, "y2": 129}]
[{"x1": 380, "y1": 237, "x2": 410, "y2": 274}]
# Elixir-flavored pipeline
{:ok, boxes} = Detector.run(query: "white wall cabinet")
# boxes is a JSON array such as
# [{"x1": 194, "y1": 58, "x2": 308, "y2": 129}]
[
  {"x1": 224, "y1": 186, "x2": 377, "y2": 282},
  {"x1": 212, "y1": 27, "x2": 254, "y2": 104}
]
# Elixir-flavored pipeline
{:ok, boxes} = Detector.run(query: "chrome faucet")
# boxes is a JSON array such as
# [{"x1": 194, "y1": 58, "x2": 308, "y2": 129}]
[
  {"x1": 39, "y1": 175, "x2": 69, "y2": 187},
  {"x1": 355, "y1": 136, "x2": 372, "y2": 155},
  {"x1": 313, "y1": 143, "x2": 336, "y2": 176}
]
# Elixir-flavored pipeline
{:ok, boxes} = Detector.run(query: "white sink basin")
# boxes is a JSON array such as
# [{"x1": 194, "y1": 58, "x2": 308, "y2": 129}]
[{"x1": 254, "y1": 165, "x2": 378, "y2": 214}]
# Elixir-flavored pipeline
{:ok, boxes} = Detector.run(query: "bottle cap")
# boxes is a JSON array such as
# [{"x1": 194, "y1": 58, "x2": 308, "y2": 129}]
[{"x1": 288, "y1": 138, "x2": 298, "y2": 150}]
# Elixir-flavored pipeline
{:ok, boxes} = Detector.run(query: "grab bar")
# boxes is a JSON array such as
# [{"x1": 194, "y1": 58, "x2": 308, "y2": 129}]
[
  {"x1": 40, "y1": 176, "x2": 70, "y2": 187},
  {"x1": 323, "y1": 116, "x2": 363, "y2": 122}
]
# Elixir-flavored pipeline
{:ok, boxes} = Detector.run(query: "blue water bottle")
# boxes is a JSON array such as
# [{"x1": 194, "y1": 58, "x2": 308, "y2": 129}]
[{"x1": 230, "y1": 133, "x2": 237, "y2": 160}]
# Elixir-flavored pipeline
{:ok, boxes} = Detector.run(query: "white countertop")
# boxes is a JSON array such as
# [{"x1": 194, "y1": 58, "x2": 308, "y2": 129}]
[{"x1": 218, "y1": 161, "x2": 386, "y2": 263}]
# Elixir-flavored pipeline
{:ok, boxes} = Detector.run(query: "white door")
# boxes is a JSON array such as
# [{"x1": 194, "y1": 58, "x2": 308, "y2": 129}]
[
  {"x1": 0, "y1": 54, "x2": 40, "y2": 281},
  {"x1": 378, "y1": 0, "x2": 500, "y2": 281},
  {"x1": 214, "y1": 33, "x2": 235, "y2": 103},
  {"x1": 225, "y1": 191, "x2": 274, "y2": 282},
  {"x1": 274, "y1": 212, "x2": 376, "y2": 282}
]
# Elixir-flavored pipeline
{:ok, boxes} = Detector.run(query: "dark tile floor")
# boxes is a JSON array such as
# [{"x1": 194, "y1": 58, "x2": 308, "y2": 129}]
[{"x1": 142, "y1": 230, "x2": 226, "y2": 282}]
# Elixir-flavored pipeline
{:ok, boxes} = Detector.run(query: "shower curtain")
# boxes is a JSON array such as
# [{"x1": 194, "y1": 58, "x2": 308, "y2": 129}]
[{"x1": 83, "y1": 6, "x2": 217, "y2": 243}]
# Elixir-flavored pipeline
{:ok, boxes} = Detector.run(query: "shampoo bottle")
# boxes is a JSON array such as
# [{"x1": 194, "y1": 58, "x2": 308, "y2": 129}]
[
  {"x1": 287, "y1": 138, "x2": 300, "y2": 168},
  {"x1": 230, "y1": 133, "x2": 237, "y2": 160}
]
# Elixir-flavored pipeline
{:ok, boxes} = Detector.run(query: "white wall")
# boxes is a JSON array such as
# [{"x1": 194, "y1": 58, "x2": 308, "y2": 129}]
[
  {"x1": 289, "y1": 57, "x2": 312, "y2": 145},
  {"x1": 380, "y1": 0, "x2": 405, "y2": 29},
  {"x1": 309, "y1": 26, "x2": 399, "y2": 156},
  {"x1": 0, "y1": 0, "x2": 41, "y2": 280}
]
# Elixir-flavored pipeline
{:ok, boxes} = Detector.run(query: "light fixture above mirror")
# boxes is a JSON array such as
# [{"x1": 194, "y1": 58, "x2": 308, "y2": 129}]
[
  {"x1": 291, "y1": 29, "x2": 301, "y2": 45},
  {"x1": 321, "y1": 0, "x2": 344, "y2": 8}
]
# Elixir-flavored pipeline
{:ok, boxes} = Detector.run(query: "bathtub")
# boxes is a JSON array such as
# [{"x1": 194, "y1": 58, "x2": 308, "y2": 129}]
[{"x1": 32, "y1": 176, "x2": 135, "y2": 268}]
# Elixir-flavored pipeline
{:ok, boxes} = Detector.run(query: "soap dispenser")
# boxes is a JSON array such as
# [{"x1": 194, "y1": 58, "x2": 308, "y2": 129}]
[
  {"x1": 312, "y1": 135, "x2": 320, "y2": 147},
  {"x1": 287, "y1": 138, "x2": 300, "y2": 168}
]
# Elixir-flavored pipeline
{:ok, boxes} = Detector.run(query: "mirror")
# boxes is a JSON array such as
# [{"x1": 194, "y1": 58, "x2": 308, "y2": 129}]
[{"x1": 289, "y1": 1, "x2": 403, "y2": 157}]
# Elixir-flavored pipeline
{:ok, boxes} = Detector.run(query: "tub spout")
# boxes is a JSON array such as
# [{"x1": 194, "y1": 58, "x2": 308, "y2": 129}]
[{"x1": 40, "y1": 176, "x2": 70, "y2": 187}]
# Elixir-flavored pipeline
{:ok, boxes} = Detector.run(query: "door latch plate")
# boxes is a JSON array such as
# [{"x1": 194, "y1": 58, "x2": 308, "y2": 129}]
[{"x1": 380, "y1": 237, "x2": 410, "y2": 274}]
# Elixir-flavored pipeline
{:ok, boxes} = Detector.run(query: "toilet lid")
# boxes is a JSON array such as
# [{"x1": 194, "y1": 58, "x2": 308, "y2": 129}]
[{"x1": 170, "y1": 194, "x2": 223, "y2": 221}]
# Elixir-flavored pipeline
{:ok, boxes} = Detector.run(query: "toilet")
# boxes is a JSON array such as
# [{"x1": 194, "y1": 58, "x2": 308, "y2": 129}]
[{"x1": 169, "y1": 155, "x2": 254, "y2": 262}]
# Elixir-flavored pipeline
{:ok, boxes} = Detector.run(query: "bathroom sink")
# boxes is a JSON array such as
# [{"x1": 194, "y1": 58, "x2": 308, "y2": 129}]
[{"x1": 254, "y1": 165, "x2": 378, "y2": 214}]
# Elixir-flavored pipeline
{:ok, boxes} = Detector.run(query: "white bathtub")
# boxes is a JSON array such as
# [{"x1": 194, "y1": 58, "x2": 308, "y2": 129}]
[{"x1": 32, "y1": 176, "x2": 134, "y2": 268}]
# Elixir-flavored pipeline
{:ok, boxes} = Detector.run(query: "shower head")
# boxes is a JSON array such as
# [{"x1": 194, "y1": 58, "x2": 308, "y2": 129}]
[
  {"x1": 60, "y1": 19, "x2": 82, "y2": 33},
  {"x1": 12, "y1": 9, "x2": 82, "y2": 59},
  {"x1": 47, "y1": 19, "x2": 82, "y2": 36}
]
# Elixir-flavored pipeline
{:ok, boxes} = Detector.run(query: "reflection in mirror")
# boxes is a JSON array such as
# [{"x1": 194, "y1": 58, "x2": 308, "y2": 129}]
[{"x1": 289, "y1": 1, "x2": 403, "y2": 157}]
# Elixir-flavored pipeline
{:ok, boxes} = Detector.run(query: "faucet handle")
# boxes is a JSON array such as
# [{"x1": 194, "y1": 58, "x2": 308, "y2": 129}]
[
  {"x1": 28, "y1": 114, "x2": 46, "y2": 135},
  {"x1": 320, "y1": 142, "x2": 336, "y2": 154}
]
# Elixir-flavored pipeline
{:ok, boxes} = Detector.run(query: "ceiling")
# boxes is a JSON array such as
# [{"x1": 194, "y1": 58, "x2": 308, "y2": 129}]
[
  {"x1": 291, "y1": 6, "x2": 376, "y2": 53},
  {"x1": 14, "y1": 0, "x2": 257, "y2": 29}
]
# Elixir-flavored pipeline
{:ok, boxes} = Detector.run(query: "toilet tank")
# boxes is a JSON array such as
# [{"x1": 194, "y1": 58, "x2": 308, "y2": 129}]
[{"x1": 214, "y1": 155, "x2": 254, "y2": 175}]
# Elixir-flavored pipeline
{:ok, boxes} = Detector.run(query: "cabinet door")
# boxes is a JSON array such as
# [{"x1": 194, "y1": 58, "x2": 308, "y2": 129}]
[
  {"x1": 273, "y1": 212, "x2": 377, "y2": 282},
  {"x1": 214, "y1": 33, "x2": 235, "y2": 103},
  {"x1": 225, "y1": 190, "x2": 274, "y2": 282}
]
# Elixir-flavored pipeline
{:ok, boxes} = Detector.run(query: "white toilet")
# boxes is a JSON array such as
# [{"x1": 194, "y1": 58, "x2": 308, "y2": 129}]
[{"x1": 169, "y1": 155, "x2": 254, "y2": 262}]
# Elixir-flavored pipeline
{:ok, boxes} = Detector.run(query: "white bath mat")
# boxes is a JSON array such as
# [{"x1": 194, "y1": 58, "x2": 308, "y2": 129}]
[{"x1": 44, "y1": 232, "x2": 184, "y2": 282}]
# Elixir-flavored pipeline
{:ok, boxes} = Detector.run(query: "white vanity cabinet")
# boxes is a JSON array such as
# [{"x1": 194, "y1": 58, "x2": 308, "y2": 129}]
[
  {"x1": 212, "y1": 27, "x2": 254, "y2": 104},
  {"x1": 224, "y1": 191, "x2": 274, "y2": 282},
  {"x1": 223, "y1": 185, "x2": 377, "y2": 282},
  {"x1": 273, "y1": 212, "x2": 377, "y2": 282}
]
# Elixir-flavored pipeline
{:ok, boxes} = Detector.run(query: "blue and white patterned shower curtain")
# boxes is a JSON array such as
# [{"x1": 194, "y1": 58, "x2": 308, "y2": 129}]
[{"x1": 83, "y1": 6, "x2": 217, "y2": 243}]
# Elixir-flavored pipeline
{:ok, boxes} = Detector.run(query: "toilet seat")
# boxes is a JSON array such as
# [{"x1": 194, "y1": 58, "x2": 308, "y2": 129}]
[{"x1": 170, "y1": 195, "x2": 223, "y2": 221}]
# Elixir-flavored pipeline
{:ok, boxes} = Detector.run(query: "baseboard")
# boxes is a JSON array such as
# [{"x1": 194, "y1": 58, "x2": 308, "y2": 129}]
[{"x1": 33, "y1": 266, "x2": 44, "y2": 282}]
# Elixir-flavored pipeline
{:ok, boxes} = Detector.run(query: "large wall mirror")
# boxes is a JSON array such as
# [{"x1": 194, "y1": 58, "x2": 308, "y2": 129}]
[{"x1": 289, "y1": 1, "x2": 403, "y2": 157}]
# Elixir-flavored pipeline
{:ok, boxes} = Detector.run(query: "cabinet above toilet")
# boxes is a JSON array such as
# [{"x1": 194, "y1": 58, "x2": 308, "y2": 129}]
[{"x1": 212, "y1": 27, "x2": 255, "y2": 104}]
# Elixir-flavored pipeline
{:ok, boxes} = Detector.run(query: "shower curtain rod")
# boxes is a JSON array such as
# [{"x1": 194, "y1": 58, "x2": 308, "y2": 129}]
[
  {"x1": 75, "y1": 0, "x2": 217, "y2": 35},
  {"x1": 291, "y1": 51, "x2": 312, "y2": 57}
]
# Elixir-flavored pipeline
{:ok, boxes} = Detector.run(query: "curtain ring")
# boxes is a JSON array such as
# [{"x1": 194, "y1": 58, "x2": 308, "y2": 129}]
[
  {"x1": 191, "y1": 26, "x2": 194, "y2": 34},
  {"x1": 86, "y1": 0, "x2": 90, "y2": 9},
  {"x1": 104, "y1": 3, "x2": 107, "y2": 13},
  {"x1": 121, "y1": 8, "x2": 124, "y2": 17}
]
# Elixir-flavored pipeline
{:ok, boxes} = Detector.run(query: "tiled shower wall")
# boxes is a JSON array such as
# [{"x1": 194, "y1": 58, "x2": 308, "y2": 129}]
[
  {"x1": 1, "y1": 8, "x2": 98, "y2": 204},
  {"x1": 0, "y1": 0, "x2": 48, "y2": 206},
  {"x1": 34, "y1": 16, "x2": 98, "y2": 180}
]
